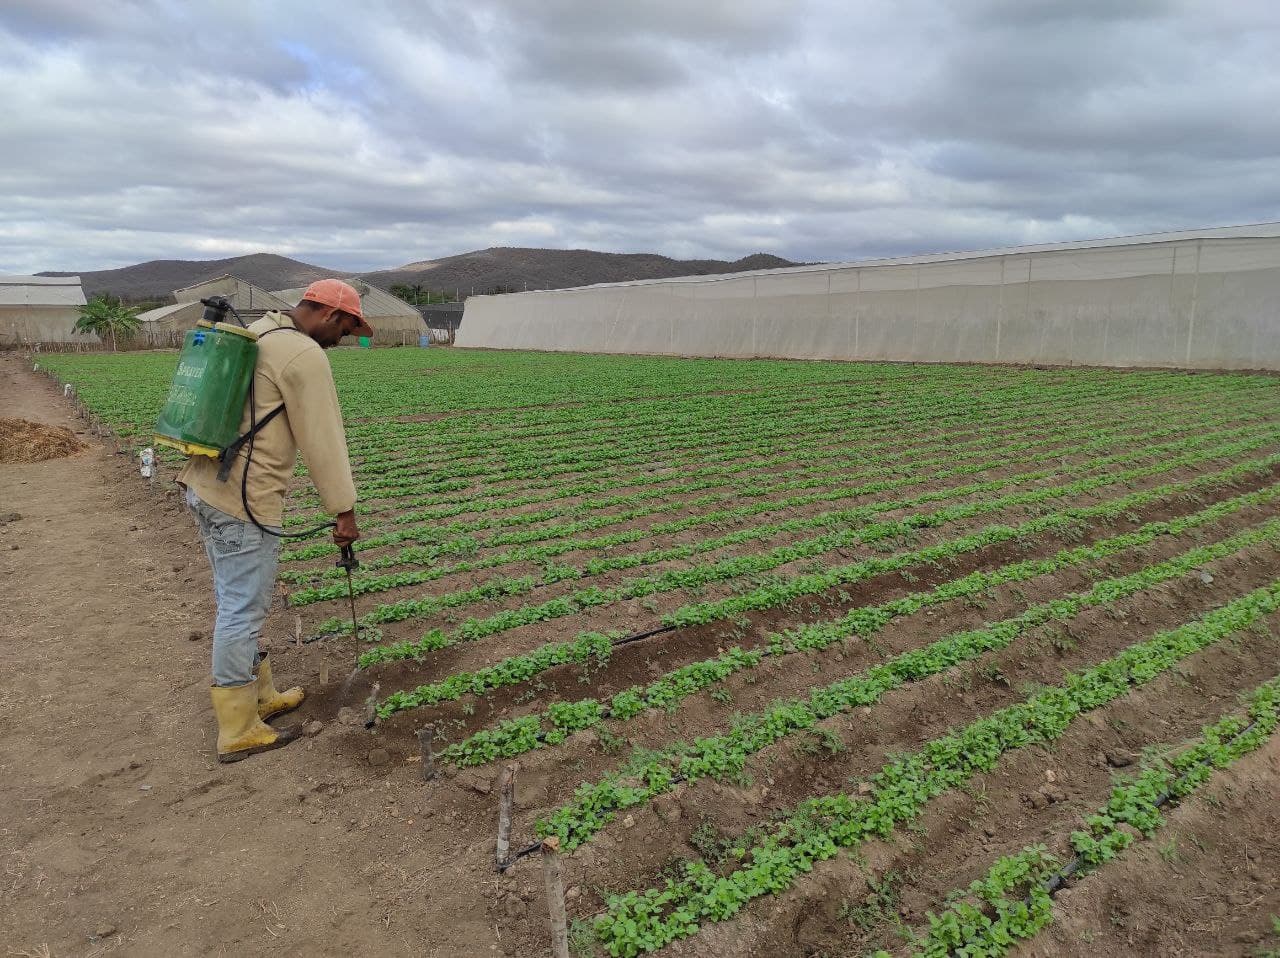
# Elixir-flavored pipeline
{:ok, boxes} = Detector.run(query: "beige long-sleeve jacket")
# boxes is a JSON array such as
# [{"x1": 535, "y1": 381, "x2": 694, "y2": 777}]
[{"x1": 177, "y1": 312, "x2": 357, "y2": 526}]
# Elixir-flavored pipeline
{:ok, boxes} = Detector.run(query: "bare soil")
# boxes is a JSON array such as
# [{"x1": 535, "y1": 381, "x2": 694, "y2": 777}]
[{"x1": 0, "y1": 355, "x2": 498, "y2": 958}]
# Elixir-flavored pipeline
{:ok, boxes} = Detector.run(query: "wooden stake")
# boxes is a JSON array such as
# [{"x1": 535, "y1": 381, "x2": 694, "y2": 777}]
[
  {"x1": 363, "y1": 682, "x2": 381, "y2": 726},
  {"x1": 495, "y1": 763, "x2": 518, "y2": 870},
  {"x1": 541, "y1": 837, "x2": 570, "y2": 958},
  {"x1": 416, "y1": 726, "x2": 436, "y2": 781},
  {"x1": 294, "y1": 615, "x2": 303, "y2": 649}
]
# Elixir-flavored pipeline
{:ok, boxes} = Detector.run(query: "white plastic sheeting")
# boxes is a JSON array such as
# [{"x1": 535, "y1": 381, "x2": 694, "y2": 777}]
[{"x1": 457, "y1": 224, "x2": 1280, "y2": 370}]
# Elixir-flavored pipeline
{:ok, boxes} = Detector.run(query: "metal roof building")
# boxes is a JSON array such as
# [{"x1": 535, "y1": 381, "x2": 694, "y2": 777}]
[
  {"x1": 137, "y1": 275, "x2": 292, "y2": 340},
  {"x1": 274, "y1": 281, "x2": 425, "y2": 345},
  {"x1": 0, "y1": 275, "x2": 92, "y2": 346}
]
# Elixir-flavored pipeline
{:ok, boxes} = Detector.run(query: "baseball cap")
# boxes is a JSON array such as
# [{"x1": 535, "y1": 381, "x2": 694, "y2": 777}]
[{"x1": 301, "y1": 278, "x2": 375, "y2": 337}]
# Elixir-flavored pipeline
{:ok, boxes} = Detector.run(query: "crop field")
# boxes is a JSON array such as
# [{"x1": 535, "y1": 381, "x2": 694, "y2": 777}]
[{"x1": 40, "y1": 347, "x2": 1280, "y2": 957}]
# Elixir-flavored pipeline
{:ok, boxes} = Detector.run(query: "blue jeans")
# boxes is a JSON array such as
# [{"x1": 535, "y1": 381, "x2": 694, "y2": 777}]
[{"x1": 185, "y1": 487, "x2": 281, "y2": 686}]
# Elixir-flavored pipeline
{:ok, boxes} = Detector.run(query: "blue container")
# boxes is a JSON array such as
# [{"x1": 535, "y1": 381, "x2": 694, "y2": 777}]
[{"x1": 419, "y1": 334, "x2": 431, "y2": 348}]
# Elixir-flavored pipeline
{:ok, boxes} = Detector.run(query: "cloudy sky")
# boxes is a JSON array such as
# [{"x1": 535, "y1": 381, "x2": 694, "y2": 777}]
[{"x1": 3, "y1": 0, "x2": 1279, "y2": 274}]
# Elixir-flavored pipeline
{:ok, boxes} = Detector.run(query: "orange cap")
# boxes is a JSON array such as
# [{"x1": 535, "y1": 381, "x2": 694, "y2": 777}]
[{"x1": 301, "y1": 278, "x2": 374, "y2": 336}]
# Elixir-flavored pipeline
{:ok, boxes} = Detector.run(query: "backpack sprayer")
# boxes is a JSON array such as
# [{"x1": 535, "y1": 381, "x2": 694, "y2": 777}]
[{"x1": 153, "y1": 296, "x2": 364, "y2": 672}]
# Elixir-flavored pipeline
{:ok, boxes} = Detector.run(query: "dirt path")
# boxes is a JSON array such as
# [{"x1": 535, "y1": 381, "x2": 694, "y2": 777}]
[{"x1": 0, "y1": 354, "x2": 495, "y2": 957}]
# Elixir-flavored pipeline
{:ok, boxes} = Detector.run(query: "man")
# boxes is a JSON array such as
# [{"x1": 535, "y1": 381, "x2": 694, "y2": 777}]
[{"x1": 178, "y1": 279, "x2": 372, "y2": 762}]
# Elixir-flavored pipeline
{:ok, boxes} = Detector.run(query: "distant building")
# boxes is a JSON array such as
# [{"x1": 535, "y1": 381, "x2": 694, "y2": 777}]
[
  {"x1": 414, "y1": 303, "x2": 462, "y2": 345},
  {"x1": 274, "y1": 280, "x2": 424, "y2": 345},
  {"x1": 137, "y1": 275, "x2": 292, "y2": 343},
  {"x1": 0, "y1": 275, "x2": 91, "y2": 346}
]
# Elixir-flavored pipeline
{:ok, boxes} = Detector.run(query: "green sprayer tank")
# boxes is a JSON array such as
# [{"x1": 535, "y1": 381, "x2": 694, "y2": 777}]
[{"x1": 154, "y1": 321, "x2": 259, "y2": 457}]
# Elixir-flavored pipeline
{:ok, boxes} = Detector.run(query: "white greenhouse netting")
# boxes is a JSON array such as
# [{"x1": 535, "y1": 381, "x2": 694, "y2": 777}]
[{"x1": 457, "y1": 223, "x2": 1280, "y2": 370}]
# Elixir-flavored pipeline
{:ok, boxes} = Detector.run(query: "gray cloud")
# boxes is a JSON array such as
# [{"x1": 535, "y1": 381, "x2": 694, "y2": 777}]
[{"x1": 1, "y1": 0, "x2": 1278, "y2": 275}]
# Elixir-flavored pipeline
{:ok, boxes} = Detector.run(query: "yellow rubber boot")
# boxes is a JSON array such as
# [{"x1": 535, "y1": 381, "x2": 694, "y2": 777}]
[
  {"x1": 256, "y1": 654, "x2": 305, "y2": 721},
  {"x1": 211, "y1": 681, "x2": 299, "y2": 763}
]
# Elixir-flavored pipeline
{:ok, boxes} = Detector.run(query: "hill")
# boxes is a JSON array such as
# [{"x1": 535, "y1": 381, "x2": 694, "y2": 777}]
[
  {"x1": 41, "y1": 248, "x2": 798, "y2": 302},
  {"x1": 361, "y1": 248, "x2": 800, "y2": 295},
  {"x1": 40, "y1": 253, "x2": 352, "y2": 302}
]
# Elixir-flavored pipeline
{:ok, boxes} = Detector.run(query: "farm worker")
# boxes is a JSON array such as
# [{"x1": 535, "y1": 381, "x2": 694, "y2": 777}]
[{"x1": 178, "y1": 279, "x2": 373, "y2": 762}]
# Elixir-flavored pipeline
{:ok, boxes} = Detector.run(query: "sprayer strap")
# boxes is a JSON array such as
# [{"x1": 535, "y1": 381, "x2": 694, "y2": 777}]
[
  {"x1": 214, "y1": 325, "x2": 308, "y2": 482},
  {"x1": 215, "y1": 325, "x2": 314, "y2": 481},
  {"x1": 216, "y1": 403, "x2": 286, "y2": 481}
]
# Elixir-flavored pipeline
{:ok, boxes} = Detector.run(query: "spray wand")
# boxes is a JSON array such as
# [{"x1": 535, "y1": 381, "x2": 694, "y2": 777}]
[
  {"x1": 335, "y1": 543, "x2": 378, "y2": 716},
  {"x1": 337, "y1": 543, "x2": 360, "y2": 655}
]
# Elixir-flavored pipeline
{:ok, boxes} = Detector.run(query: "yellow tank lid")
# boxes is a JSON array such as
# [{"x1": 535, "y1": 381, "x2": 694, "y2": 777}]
[{"x1": 213, "y1": 321, "x2": 259, "y2": 341}]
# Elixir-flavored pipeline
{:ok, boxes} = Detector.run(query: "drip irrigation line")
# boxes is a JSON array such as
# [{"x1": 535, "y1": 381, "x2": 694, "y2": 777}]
[
  {"x1": 499, "y1": 840, "x2": 544, "y2": 872},
  {"x1": 614, "y1": 624, "x2": 677, "y2": 646},
  {"x1": 305, "y1": 617, "x2": 671, "y2": 652},
  {"x1": 937, "y1": 707, "x2": 1278, "y2": 958},
  {"x1": 499, "y1": 772, "x2": 700, "y2": 874},
  {"x1": 499, "y1": 698, "x2": 698, "y2": 870},
  {"x1": 415, "y1": 623, "x2": 686, "y2": 752}
]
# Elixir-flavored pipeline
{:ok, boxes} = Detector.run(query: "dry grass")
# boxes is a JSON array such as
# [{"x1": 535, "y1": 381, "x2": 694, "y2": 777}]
[{"x1": 0, "y1": 418, "x2": 86, "y2": 464}]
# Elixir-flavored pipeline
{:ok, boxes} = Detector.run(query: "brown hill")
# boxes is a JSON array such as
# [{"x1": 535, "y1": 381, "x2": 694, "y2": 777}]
[
  {"x1": 362, "y1": 248, "x2": 801, "y2": 295},
  {"x1": 40, "y1": 248, "x2": 798, "y2": 302},
  {"x1": 40, "y1": 254, "x2": 353, "y2": 302}
]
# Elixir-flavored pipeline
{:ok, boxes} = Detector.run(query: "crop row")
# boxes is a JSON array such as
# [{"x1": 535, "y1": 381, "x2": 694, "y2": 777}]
[
  {"x1": 298, "y1": 369, "x2": 1270, "y2": 519},
  {"x1": 341, "y1": 367, "x2": 927, "y2": 484},
  {"x1": 589, "y1": 578, "x2": 1280, "y2": 955},
  {"x1": 289, "y1": 368, "x2": 1183, "y2": 529},
  {"x1": 290, "y1": 412, "x2": 1253, "y2": 602},
  {"x1": 885, "y1": 672, "x2": 1280, "y2": 957},
  {"x1": 533, "y1": 510, "x2": 1280, "y2": 851},
  {"x1": 325, "y1": 434, "x2": 1280, "y2": 651},
  {"x1": 323, "y1": 369, "x2": 1214, "y2": 509},
  {"x1": 333, "y1": 363, "x2": 1117, "y2": 472},
  {"x1": 335, "y1": 364, "x2": 1266, "y2": 477},
  {"x1": 282, "y1": 377, "x2": 1217, "y2": 557},
  {"x1": 299, "y1": 363, "x2": 1261, "y2": 513},
  {"x1": 284, "y1": 398, "x2": 1260, "y2": 584},
  {"x1": 291, "y1": 381, "x2": 1160, "y2": 539},
  {"x1": 339, "y1": 364, "x2": 936, "y2": 454},
  {"x1": 334, "y1": 361, "x2": 1253, "y2": 438},
  {"x1": 438, "y1": 482, "x2": 1280, "y2": 764},
  {"x1": 367, "y1": 452, "x2": 1280, "y2": 716}
]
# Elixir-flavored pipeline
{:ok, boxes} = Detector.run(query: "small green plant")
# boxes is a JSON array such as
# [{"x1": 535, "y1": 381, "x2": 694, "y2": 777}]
[
  {"x1": 798, "y1": 727, "x2": 846, "y2": 756},
  {"x1": 595, "y1": 727, "x2": 626, "y2": 754},
  {"x1": 569, "y1": 918, "x2": 600, "y2": 957},
  {"x1": 688, "y1": 818, "x2": 728, "y2": 866},
  {"x1": 839, "y1": 870, "x2": 902, "y2": 931},
  {"x1": 1046, "y1": 626, "x2": 1076, "y2": 653},
  {"x1": 1253, "y1": 916, "x2": 1280, "y2": 958}
]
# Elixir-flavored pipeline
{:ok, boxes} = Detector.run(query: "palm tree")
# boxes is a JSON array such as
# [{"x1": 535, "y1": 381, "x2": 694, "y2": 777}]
[{"x1": 74, "y1": 295, "x2": 141, "y2": 351}]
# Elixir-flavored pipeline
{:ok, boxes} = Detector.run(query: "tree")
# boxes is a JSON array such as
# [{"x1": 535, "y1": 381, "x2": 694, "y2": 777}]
[{"x1": 74, "y1": 295, "x2": 141, "y2": 351}]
